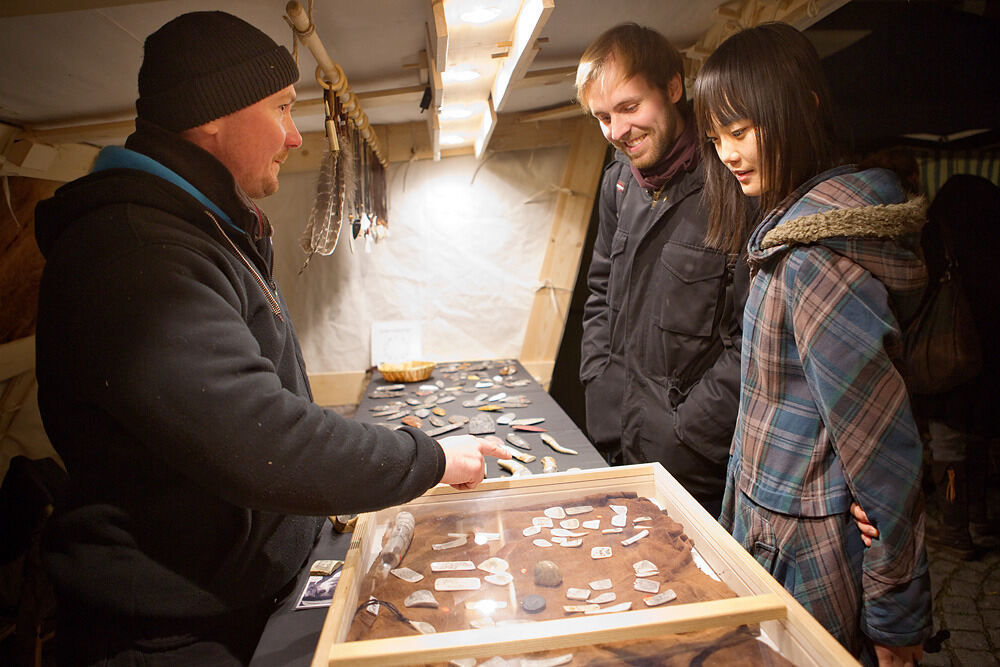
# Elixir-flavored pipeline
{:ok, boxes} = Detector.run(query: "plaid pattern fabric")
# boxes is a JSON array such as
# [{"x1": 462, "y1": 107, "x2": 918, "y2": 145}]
[{"x1": 720, "y1": 167, "x2": 932, "y2": 655}]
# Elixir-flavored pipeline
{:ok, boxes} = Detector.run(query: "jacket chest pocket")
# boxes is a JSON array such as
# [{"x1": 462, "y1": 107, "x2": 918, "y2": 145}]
[
  {"x1": 606, "y1": 229, "x2": 629, "y2": 311},
  {"x1": 655, "y1": 241, "x2": 727, "y2": 337}
]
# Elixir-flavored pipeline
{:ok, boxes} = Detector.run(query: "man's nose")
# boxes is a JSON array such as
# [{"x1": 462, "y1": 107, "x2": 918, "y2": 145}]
[
  {"x1": 285, "y1": 116, "x2": 303, "y2": 149},
  {"x1": 610, "y1": 115, "x2": 630, "y2": 142}
]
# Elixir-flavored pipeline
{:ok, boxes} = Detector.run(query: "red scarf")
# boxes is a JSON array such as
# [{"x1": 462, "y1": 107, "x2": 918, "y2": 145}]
[{"x1": 629, "y1": 109, "x2": 699, "y2": 192}]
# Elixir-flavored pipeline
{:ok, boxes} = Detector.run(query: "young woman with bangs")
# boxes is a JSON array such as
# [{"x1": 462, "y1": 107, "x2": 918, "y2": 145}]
[{"x1": 693, "y1": 22, "x2": 931, "y2": 667}]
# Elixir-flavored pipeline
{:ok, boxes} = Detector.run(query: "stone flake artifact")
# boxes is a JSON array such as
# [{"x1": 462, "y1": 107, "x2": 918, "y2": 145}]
[
  {"x1": 390, "y1": 567, "x2": 424, "y2": 583},
  {"x1": 559, "y1": 518, "x2": 580, "y2": 529},
  {"x1": 513, "y1": 424, "x2": 547, "y2": 432},
  {"x1": 477, "y1": 557, "x2": 510, "y2": 573},
  {"x1": 432, "y1": 534, "x2": 468, "y2": 550},
  {"x1": 588, "y1": 578, "x2": 613, "y2": 590},
  {"x1": 505, "y1": 433, "x2": 532, "y2": 450},
  {"x1": 434, "y1": 578, "x2": 481, "y2": 592},
  {"x1": 532, "y1": 539, "x2": 553, "y2": 548},
  {"x1": 541, "y1": 433, "x2": 578, "y2": 455},
  {"x1": 531, "y1": 517, "x2": 553, "y2": 527},
  {"x1": 563, "y1": 604, "x2": 599, "y2": 613},
  {"x1": 404, "y1": 589, "x2": 439, "y2": 608},
  {"x1": 644, "y1": 589, "x2": 678, "y2": 606},
  {"x1": 496, "y1": 412, "x2": 517, "y2": 425},
  {"x1": 566, "y1": 587, "x2": 591, "y2": 601},
  {"x1": 581, "y1": 519, "x2": 601, "y2": 530},
  {"x1": 543, "y1": 506, "x2": 566, "y2": 519},
  {"x1": 590, "y1": 591, "x2": 617, "y2": 605},
  {"x1": 401, "y1": 415, "x2": 423, "y2": 428},
  {"x1": 541, "y1": 456, "x2": 558, "y2": 473},
  {"x1": 522, "y1": 524, "x2": 542, "y2": 537},
  {"x1": 585, "y1": 601, "x2": 632, "y2": 614},
  {"x1": 497, "y1": 458, "x2": 532, "y2": 478},
  {"x1": 634, "y1": 578, "x2": 660, "y2": 593},
  {"x1": 621, "y1": 529, "x2": 650, "y2": 546},
  {"x1": 430, "y1": 560, "x2": 476, "y2": 572},
  {"x1": 590, "y1": 546, "x2": 613, "y2": 559},
  {"x1": 565, "y1": 505, "x2": 594, "y2": 515},
  {"x1": 426, "y1": 423, "x2": 462, "y2": 438},
  {"x1": 484, "y1": 572, "x2": 514, "y2": 586},
  {"x1": 447, "y1": 415, "x2": 469, "y2": 425},
  {"x1": 468, "y1": 413, "x2": 496, "y2": 435}
]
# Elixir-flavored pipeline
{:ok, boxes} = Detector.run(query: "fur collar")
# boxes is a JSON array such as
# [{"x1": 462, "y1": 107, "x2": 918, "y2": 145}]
[{"x1": 760, "y1": 195, "x2": 927, "y2": 250}]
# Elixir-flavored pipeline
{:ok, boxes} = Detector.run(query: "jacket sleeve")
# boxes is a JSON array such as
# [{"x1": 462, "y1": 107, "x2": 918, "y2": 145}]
[
  {"x1": 579, "y1": 162, "x2": 620, "y2": 385},
  {"x1": 673, "y1": 254, "x2": 750, "y2": 466},
  {"x1": 788, "y1": 247, "x2": 932, "y2": 647},
  {"x1": 77, "y1": 240, "x2": 447, "y2": 517}
]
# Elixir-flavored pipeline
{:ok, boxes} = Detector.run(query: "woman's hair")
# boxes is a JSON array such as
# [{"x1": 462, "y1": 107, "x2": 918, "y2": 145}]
[
  {"x1": 576, "y1": 22, "x2": 685, "y2": 113},
  {"x1": 693, "y1": 22, "x2": 844, "y2": 253}
]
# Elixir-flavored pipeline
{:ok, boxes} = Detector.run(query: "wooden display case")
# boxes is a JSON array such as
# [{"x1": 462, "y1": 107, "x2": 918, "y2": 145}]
[{"x1": 311, "y1": 464, "x2": 859, "y2": 666}]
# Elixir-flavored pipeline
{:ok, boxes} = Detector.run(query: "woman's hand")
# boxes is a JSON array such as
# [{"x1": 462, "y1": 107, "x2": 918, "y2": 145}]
[
  {"x1": 875, "y1": 642, "x2": 922, "y2": 666},
  {"x1": 851, "y1": 501, "x2": 880, "y2": 547}
]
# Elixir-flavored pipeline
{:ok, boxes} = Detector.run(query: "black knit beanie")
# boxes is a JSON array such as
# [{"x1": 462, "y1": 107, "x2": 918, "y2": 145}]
[{"x1": 136, "y1": 11, "x2": 299, "y2": 132}]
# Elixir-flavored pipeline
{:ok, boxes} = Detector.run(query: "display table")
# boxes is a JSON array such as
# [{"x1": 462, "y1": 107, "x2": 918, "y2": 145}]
[{"x1": 250, "y1": 359, "x2": 607, "y2": 666}]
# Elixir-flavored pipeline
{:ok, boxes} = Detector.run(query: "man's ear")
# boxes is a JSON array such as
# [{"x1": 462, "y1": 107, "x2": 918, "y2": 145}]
[{"x1": 667, "y1": 73, "x2": 684, "y2": 105}]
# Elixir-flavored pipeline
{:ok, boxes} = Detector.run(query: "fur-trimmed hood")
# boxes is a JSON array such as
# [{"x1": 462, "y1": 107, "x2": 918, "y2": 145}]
[{"x1": 748, "y1": 166, "x2": 928, "y2": 322}]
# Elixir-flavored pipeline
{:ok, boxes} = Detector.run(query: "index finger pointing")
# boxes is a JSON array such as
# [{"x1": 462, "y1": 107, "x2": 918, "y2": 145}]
[{"x1": 478, "y1": 436, "x2": 511, "y2": 459}]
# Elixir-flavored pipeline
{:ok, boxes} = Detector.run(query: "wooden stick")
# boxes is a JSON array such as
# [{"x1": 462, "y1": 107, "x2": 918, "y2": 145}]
[{"x1": 285, "y1": 1, "x2": 386, "y2": 166}]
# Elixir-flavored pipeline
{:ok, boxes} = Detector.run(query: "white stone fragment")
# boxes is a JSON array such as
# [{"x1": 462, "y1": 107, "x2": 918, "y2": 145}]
[
  {"x1": 611, "y1": 514, "x2": 627, "y2": 527},
  {"x1": 585, "y1": 601, "x2": 632, "y2": 614},
  {"x1": 566, "y1": 587, "x2": 591, "y2": 601},
  {"x1": 643, "y1": 589, "x2": 678, "y2": 607},
  {"x1": 432, "y1": 534, "x2": 468, "y2": 550},
  {"x1": 430, "y1": 560, "x2": 475, "y2": 572},
  {"x1": 484, "y1": 572, "x2": 514, "y2": 586},
  {"x1": 589, "y1": 578, "x2": 613, "y2": 590},
  {"x1": 565, "y1": 505, "x2": 593, "y2": 516},
  {"x1": 559, "y1": 538, "x2": 583, "y2": 548},
  {"x1": 633, "y1": 560, "x2": 659, "y2": 576},
  {"x1": 390, "y1": 567, "x2": 424, "y2": 583},
  {"x1": 589, "y1": 592, "x2": 617, "y2": 605},
  {"x1": 559, "y1": 518, "x2": 580, "y2": 530},
  {"x1": 532, "y1": 516, "x2": 554, "y2": 528},
  {"x1": 533, "y1": 538, "x2": 553, "y2": 548},
  {"x1": 590, "y1": 546, "x2": 613, "y2": 559},
  {"x1": 609, "y1": 504, "x2": 628, "y2": 515},
  {"x1": 434, "y1": 577, "x2": 481, "y2": 591},
  {"x1": 522, "y1": 524, "x2": 542, "y2": 537},
  {"x1": 477, "y1": 557, "x2": 510, "y2": 573},
  {"x1": 634, "y1": 578, "x2": 660, "y2": 593},
  {"x1": 562, "y1": 604, "x2": 599, "y2": 614},
  {"x1": 544, "y1": 506, "x2": 567, "y2": 520},
  {"x1": 602, "y1": 528, "x2": 623, "y2": 534},
  {"x1": 621, "y1": 529, "x2": 650, "y2": 546},
  {"x1": 581, "y1": 519, "x2": 601, "y2": 530}
]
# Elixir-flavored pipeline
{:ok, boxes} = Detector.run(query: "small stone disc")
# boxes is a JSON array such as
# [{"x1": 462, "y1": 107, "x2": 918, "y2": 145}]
[{"x1": 521, "y1": 594, "x2": 547, "y2": 614}]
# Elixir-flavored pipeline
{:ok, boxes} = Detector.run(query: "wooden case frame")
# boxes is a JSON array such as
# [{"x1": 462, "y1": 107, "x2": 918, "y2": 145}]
[{"x1": 311, "y1": 463, "x2": 859, "y2": 666}]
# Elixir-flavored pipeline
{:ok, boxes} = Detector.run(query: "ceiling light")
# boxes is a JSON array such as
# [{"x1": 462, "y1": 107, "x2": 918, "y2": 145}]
[
  {"x1": 441, "y1": 68, "x2": 481, "y2": 83},
  {"x1": 440, "y1": 134, "x2": 466, "y2": 146},
  {"x1": 440, "y1": 106, "x2": 474, "y2": 120},
  {"x1": 460, "y1": 6, "x2": 502, "y2": 24}
]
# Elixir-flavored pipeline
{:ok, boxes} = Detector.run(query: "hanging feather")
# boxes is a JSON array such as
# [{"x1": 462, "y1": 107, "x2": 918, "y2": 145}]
[{"x1": 299, "y1": 147, "x2": 342, "y2": 272}]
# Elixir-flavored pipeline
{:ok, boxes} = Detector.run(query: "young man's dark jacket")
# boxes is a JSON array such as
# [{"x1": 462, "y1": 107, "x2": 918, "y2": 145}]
[
  {"x1": 579, "y1": 149, "x2": 749, "y2": 510},
  {"x1": 33, "y1": 120, "x2": 446, "y2": 622}
]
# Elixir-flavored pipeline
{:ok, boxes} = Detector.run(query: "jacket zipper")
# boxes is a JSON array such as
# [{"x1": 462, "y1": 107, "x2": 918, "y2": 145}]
[{"x1": 206, "y1": 211, "x2": 284, "y2": 322}]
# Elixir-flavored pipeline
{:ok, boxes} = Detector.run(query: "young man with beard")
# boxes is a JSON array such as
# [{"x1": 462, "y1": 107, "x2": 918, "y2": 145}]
[
  {"x1": 33, "y1": 11, "x2": 507, "y2": 665},
  {"x1": 576, "y1": 23, "x2": 749, "y2": 516}
]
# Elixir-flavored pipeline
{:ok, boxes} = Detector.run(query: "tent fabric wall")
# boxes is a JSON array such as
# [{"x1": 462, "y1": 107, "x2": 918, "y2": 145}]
[{"x1": 263, "y1": 146, "x2": 570, "y2": 374}]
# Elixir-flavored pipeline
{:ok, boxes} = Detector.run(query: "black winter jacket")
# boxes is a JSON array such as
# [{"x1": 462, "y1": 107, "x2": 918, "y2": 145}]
[
  {"x1": 580, "y1": 151, "x2": 749, "y2": 507},
  {"x1": 33, "y1": 121, "x2": 446, "y2": 622}
]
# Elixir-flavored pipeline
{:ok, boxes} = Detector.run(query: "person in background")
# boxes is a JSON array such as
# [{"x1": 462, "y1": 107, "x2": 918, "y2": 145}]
[
  {"x1": 575, "y1": 23, "x2": 748, "y2": 517},
  {"x1": 33, "y1": 11, "x2": 507, "y2": 665},
  {"x1": 856, "y1": 174, "x2": 1000, "y2": 559},
  {"x1": 694, "y1": 22, "x2": 931, "y2": 666}
]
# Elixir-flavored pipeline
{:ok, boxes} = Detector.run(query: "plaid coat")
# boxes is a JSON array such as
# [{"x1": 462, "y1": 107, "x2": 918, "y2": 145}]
[{"x1": 719, "y1": 166, "x2": 932, "y2": 662}]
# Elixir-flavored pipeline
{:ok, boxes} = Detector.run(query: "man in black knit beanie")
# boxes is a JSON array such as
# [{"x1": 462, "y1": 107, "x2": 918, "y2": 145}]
[{"x1": 33, "y1": 12, "x2": 507, "y2": 665}]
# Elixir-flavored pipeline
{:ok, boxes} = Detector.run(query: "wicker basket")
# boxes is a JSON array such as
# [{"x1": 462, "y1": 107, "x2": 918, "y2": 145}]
[{"x1": 376, "y1": 361, "x2": 436, "y2": 383}]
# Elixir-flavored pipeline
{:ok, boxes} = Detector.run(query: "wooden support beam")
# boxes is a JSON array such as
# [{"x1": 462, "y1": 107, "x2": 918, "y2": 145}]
[{"x1": 518, "y1": 116, "x2": 606, "y2": 388}]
